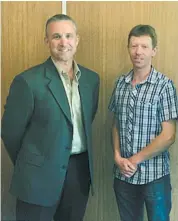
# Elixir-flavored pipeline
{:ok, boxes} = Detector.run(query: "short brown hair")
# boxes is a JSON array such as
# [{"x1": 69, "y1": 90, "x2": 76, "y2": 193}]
[
  {"x1": 128, "y1": 25, "x2": 157, "y2": 48},
  {"x1": 45, "y1": 14, "x2": 77, "y2": 37}
]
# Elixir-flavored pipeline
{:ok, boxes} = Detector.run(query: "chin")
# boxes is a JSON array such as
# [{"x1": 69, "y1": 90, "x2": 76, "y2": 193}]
[
  {"x1": 55, "y1": 56, "x2": 70, "y2": 62},
  {"x1": 133, "y1": 62, "x2": 145, "y2": 68},
  {"x1": 133, "y1": 64, "x2": 142, "y2": 69}
]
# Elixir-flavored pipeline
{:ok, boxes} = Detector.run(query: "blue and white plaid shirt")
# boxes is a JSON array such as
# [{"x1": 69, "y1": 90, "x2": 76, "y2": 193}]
[{"x1": 109, "y1": 67, "x2": 178, "y2": 184}]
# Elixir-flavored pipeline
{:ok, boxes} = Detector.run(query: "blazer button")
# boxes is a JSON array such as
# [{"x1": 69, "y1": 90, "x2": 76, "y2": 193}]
[{"x1": 62, "y1": 165, "x2": 67, "y2": 170}]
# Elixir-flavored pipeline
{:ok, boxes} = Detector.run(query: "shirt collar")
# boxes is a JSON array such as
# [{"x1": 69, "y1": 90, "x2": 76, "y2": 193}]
[
  {"x1": 73, "y1": 60, "x2": 81, "y2": 81},
  {"x1": 125, "y1": 66, "x2": 158, "y2": 84},
  {"x1": 51, "y1": 57, "x2": 81, "y2": 82}
]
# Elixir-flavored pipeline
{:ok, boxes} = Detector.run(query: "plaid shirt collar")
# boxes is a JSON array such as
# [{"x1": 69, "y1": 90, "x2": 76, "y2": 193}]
[{"x1": 124, "y1": 66, "x2": 158, "y2": 85}]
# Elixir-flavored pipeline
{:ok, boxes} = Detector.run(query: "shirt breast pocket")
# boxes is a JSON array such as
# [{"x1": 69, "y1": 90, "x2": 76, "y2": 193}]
[{"x1": 135, "y1": 99, "x2": 158, "y2": 126}]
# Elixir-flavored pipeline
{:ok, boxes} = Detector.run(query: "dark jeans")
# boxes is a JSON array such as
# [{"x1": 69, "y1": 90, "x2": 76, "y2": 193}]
[
  {"x1": 16, "y1": 151, "x2": 90, "y2": 221},
  {"x1": 114, "y1": 175, "x2": 172, "y2": 221}
]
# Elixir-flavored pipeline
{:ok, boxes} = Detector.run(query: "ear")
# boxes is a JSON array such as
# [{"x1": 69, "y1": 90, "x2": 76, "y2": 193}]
[
  {"x1": 152, "y1": 46, "x2": 157, "y2": 57},
  {"x1": 44, "y1": 36, "x2": 49, "y2": 47},
  {"x1": 127, "y1": 44, "x2": 130, "y2": 53},
  {"x1": 76, "y1": 34, "x2": 80, "y2": 47}
]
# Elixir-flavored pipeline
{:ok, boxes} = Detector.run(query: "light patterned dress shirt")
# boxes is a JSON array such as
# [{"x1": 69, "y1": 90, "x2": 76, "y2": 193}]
[{"x1": 52, "y1": 58, "x2": 86, "y2": 154}]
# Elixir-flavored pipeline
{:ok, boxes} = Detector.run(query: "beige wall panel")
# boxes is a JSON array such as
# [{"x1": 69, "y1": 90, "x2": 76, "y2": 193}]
[
  {"x1": 2, "y1": 1, "x2": 178, "y2": 221},
  {"x1": 68, "y1": 2, "x2": 178, "y2": 221},
  {"x1": 1, "y1": 2, "x2": 61, "y2": 220}
]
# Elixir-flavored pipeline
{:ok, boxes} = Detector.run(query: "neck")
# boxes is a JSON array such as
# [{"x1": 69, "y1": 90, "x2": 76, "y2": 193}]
[
  {"x1": 52, "y1": 57, "x2": 74, "y2": 80},
  {"x1": 132, "y1": 65, "x2": 152, "y2": 85}
]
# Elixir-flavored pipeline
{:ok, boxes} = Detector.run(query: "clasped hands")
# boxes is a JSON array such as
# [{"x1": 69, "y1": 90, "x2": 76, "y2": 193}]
[{"x1": 115, "y1": 156, "x2": 138, "y2": 178}]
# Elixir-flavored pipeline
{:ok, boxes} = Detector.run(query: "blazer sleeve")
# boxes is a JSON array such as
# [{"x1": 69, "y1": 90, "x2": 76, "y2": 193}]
[{"x1": 1, "y1": 75, "x2": 34, "y2": 164}]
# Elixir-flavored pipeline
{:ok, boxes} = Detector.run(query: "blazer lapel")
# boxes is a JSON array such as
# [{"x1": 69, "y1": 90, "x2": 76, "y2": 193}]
[
  {"x1": 45, "y1": 58, "x2": 72, "y2": 124},
  {"x1": 78, "y1": 74, "x2": 91, "y2": 135}
]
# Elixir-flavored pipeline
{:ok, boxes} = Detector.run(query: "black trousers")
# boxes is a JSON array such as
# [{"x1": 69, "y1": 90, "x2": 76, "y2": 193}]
[{"x1": 16, "y1": 151, "x2": 90, "y2": 221}]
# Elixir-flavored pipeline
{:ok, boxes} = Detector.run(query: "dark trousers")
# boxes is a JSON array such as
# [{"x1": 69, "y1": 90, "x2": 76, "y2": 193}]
[
  {"x1": 16, "y1": 151, "x2": 90, "y2": 221},
  {"x1": 114, "y1": 175, "x2": 172, "y2": 221}
]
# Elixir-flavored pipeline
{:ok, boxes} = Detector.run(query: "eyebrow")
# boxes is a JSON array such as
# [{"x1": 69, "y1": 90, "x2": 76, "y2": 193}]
[{"x1": 52, "y1": 32, "x2": 73, "y2": 35}]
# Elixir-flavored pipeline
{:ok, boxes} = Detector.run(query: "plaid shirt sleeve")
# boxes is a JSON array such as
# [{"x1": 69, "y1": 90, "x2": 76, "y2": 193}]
[
  {"x1": 159, "y1": 80, "x2": 178, "y2": 122},
  {"x1": 108, "y1": 77, "x2": 120, "y2": 114}
]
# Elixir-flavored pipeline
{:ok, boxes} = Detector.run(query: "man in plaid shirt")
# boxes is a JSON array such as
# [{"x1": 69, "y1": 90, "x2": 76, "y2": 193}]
[{"x1": 109, "y1": 25, "x2": 178, "y2": 221}]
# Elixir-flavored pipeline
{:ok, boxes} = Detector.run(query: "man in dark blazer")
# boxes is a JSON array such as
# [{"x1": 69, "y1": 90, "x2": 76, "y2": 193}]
[{"x1": 1, "y1": 14, "x2": 100, "y2": 221}]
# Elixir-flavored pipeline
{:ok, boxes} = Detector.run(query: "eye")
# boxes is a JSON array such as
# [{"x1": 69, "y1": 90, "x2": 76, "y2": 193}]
[
  {"x1": 66, "y1": 33, "x2": 73, "y2": 39},
  {"x1": 52, "y1": 34, "x2": 61, "y2": 39}
]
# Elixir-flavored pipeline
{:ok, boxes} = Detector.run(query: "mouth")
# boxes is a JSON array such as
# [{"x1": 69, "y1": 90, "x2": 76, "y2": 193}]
[
  {"x1": 58, "y1": 48, "x2": 70, "y2": 52},
  {"x1": 133, "y1": 57, "x2": 143, "y2": 62}
]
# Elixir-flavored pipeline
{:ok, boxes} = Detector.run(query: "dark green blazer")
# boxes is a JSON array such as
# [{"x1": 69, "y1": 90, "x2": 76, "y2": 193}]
[{"x1": 1, "y1": 57, "x2": 100, "y2": 206}]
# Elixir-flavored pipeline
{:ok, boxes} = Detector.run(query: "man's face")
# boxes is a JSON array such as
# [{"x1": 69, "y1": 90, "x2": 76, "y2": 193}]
[
  {"x1": 128, "y1": 35, "x2": 157, "y2": 70},
  {"x1": 45, "y1": 20, "x2": 79, "y2": 62}
]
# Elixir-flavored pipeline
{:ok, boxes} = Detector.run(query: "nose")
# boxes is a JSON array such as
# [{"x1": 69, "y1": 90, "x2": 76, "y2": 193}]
[
  {"x1": 59, "y1": 36, "x2": 68, "y2": 46},
  {"x1": 135, "y1": 46, "x2": 142, "y2": 54}
]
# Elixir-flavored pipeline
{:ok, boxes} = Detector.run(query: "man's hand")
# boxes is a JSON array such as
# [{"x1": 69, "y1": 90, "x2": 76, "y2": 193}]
[{"x1": 115, "y1": 155, "x2": 137, "y2": 178}]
